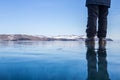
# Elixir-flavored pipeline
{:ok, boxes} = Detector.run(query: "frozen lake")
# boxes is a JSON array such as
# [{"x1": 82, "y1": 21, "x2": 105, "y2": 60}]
[{"x1": 0, "y1": 41, "x2": 120, "y2": 80}]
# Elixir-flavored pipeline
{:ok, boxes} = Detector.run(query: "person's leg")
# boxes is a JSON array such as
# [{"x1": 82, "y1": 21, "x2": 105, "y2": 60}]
[
  {"x1": 86, "y1": 5, "x2": 99, "y2": 38},
  {"x1": 97, "y1": 5, "x2": 109, "y2": 38}
]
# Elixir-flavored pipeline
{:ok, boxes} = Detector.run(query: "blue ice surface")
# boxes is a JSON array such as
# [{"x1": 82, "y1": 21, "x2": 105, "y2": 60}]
[{"x1": 0, "y1": 41, "x2": 120, "y2": 80}]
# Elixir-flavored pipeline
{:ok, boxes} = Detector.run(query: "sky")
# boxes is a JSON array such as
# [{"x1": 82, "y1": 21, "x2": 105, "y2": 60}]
[{"x1": 0, "y1": 0, "x2": 120, "y2": 40}]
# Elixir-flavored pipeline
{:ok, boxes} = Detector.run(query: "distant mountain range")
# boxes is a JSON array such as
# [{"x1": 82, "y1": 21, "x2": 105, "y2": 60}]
[{"x1": 0, "y1": 34, "x2": 113, "y2": 41}]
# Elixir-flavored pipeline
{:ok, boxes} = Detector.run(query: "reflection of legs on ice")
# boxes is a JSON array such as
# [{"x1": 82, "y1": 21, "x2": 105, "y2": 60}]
[
  {"x1": 97, "y1": 47, "x2": 109, "y2": 80},
  {"x1": 86, "y1": 49, "x2": 97, "y2": 80},
  {"x1": 86, "y1": 40, "x2": 97, "y2": 80},
  {"x1": 86, "y1": 41, "x2": 110, "y2": 80}
]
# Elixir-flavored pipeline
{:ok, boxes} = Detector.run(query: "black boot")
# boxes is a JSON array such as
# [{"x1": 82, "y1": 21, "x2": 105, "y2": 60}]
[{"x1": 99, "y1": 38, "x2": 106, "y2": 49}]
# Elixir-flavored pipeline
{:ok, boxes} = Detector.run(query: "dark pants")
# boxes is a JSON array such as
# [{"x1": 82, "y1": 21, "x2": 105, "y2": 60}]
[{"x1": 86, "y1": 4, "x2": 109, "y2": 38}]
